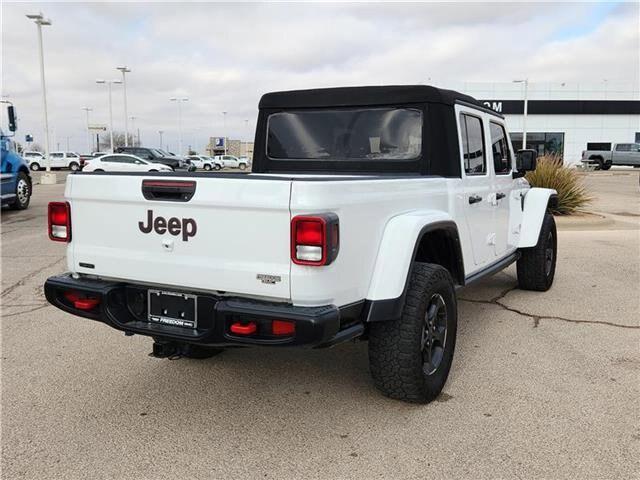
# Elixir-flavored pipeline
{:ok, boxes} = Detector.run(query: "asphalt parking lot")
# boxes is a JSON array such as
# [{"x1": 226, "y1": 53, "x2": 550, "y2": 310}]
[{"x1": 2, "y1": 169, "x2": 639, "y2": 479}]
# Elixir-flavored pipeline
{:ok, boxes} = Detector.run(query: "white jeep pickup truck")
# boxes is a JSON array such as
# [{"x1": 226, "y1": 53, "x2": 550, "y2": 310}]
[{"x1": 45, "y1": 86, "x2": 557, "y2": 403}]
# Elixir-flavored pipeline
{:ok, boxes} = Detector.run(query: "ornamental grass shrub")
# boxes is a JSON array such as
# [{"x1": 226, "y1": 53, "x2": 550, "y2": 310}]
[{"x1": 525, "y1": 154, "x2": 592, "y2": 215}]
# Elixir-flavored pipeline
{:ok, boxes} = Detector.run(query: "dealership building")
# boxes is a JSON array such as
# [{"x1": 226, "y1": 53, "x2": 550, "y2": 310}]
[{"x1": 453, "y1": 81, "x2": 640, "y2": 165}]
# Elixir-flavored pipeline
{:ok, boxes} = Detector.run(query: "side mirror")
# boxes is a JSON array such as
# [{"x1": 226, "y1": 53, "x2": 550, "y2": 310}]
[
  {"x1": 515, "y1": 149, "x2": 537, "y2": 175},
  {"x1": 7, "y1": 106, "x2": 17, "y2": 132}
]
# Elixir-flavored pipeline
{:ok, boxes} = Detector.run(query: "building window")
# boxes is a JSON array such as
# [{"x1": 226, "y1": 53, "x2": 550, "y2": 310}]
[{"x1": 510, "y1": 132, "x2": 564, "y2": 158}]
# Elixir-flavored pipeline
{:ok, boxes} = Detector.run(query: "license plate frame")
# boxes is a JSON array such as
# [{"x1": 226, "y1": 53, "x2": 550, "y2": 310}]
[{"x1": 147, "y1": 289, "x2": 198, "y2": 329}]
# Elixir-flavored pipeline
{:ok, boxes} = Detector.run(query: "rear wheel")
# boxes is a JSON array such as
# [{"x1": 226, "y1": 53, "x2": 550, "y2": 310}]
[
  {"x1": 368, "y1": 263, "x2": 457, "y2": 403},
  {"x1": 590, "y1": 156, "x2": 604, "y2": 170},
  {"x1": 214, "y1": 164, "x2": 221, "y2": 170},
  {"x1": 204, "y1": 164, "x2": 212, "y2": 171},
  {"x1": 69, "y1": 162, "x2": 80, "y2": 171},
  {"x1": 517, "y1": 212, "x2": 557, "y2": 291},
  {"x1": 239, "y1": 163, "x2": 247, "y2": 170},
  {"x1": 30, "y1": 163, "x2": 40, "y2": 171},
  {"x1": 601, "y1": 161, "x2": 612, "y2": 171}
]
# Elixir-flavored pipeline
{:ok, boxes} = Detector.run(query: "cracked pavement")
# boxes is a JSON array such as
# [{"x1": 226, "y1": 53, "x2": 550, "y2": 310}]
[{"x1": 1, "y1": 171, "x2": 639, "y2": 479}]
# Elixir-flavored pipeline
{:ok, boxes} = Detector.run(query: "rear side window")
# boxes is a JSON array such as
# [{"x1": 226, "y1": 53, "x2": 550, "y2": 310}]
[
  {"x1": 490, "y1": 122, "x2": 511, "y2": 174},
  {"x1": 460, "y1": 114, "x2": 486, "y2": 175},
  {"x1": 267, "y1": 107, "x2": 422, "y2": 161}
]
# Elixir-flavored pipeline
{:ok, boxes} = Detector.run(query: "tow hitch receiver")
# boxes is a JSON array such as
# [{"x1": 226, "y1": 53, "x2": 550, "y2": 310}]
[{"x1": 150, "y1": 340, "x2": 179, "y2": 358}]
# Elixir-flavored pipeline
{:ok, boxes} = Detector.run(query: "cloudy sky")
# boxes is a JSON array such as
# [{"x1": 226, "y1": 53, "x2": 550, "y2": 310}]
[{"x1": 2, "y1": 1, "x2": 638, "y2": 153}]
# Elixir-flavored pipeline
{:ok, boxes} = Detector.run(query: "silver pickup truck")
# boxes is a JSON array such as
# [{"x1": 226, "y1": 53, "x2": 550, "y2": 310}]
[{"x1": 581, "y1": 143, "x2": 640, "y2": 169}]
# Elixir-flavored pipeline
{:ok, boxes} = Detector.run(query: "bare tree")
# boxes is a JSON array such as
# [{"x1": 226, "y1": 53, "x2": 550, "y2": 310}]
[{"x1": 99, "y1": 131, "x2": 141, "y2": 151}]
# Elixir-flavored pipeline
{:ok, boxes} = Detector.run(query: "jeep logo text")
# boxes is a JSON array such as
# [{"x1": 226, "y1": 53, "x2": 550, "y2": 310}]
[{"x1": 138, "y1": 210, "x2": 197, "y2": 242}]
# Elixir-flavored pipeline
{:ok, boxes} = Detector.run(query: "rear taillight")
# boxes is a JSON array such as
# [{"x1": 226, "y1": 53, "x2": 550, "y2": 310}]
[
  {"x1": 64, "y1": 291, "x2": 100, "y2": 311},
  {"x1": 48, "y1": 202, "x2": 71, "y2": 242},
  {"x1": 291, "y1": 214, "x2": 339, "y2": 266}
]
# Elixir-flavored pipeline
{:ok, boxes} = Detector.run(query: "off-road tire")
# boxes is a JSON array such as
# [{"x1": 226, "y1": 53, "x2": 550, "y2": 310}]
[
  {"x1": 517, "y1": 212, "x2": 557, "y2": 291},
  {"x1": 9, "y1": 172, "x2": 31, "y2": 210},
  {"x1": 368, "y1": 263, "x2": 457, "y2": 403}
]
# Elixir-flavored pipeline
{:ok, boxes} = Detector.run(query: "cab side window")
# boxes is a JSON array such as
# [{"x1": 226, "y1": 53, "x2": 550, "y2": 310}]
[
  {"x1": 615, "y1": 144, "x2": 632, "y2": 152},
  {"x1": 460, "y1": 113, "x2": 486, "y2": 175},
  {"x1": 490, "y1": 122, "x2": 511, "y2": 174}
]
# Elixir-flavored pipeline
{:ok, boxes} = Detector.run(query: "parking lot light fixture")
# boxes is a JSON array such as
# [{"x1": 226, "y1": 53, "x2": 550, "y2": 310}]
[
  {"x1": 222, "y1": 111, "x2": 228, "y2": 155},
  {"x1": 26, "y1": 12, "x2": 55, "y2": 183},
  {"x1": 116, "y1": 66, "x2": 131, "y2": 146},
  {"x1": 82, "y1": 107, "x2": 92, "y2": 152},
  {"x1": 96, "y1": 79, "x2": 122, "y2": 153},
  {"x1": 170, "y1": 97, "x2": 188, "y2": 155},
  {"x1": 513, "y1": 79, "x2": 529, "y2": 150}
]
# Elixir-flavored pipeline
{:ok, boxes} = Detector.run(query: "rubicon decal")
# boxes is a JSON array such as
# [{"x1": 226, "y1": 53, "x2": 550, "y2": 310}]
[{"x1": 138, "y1": 210, "x2": 197, "y2": 241}]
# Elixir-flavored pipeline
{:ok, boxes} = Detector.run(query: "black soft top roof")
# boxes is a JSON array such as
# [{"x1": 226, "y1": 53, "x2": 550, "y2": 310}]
[{"x1": 259, "y1": 85, "x2": 488, "y2": 110}]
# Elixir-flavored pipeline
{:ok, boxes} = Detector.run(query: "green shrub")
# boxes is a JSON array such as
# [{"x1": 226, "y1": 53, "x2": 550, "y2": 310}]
[{"x1": 525, "y1": 154, "x2": 592, "y2": 215}]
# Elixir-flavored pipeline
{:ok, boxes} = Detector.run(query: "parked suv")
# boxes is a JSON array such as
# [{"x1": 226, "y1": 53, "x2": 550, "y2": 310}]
[
  {"x1": 212, "y1": 154, "x2": 249, "y2": 170},
  {"x1": 115, "y1": 147, "x2": 182, "y2": 170},
  {"x1": 187, "y1": 155, "x2": 223, "y2": 170},
  {"x1": 45, "y1": 85, "x2": 557, "y2": 403},
  {"x1": 22, "y1": 150, "x2": 45, "y2": 171},
  {"x1": 29, "y1": 151, "x2": 81, "y2": 171}
]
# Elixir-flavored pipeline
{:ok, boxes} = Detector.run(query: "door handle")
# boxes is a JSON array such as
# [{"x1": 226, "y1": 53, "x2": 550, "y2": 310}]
[
  {"x1": 468, "y1": 195, "x2": 483, "y2": 204},
  {"x1": 496, "y1": 192, "x2": 506, "y2": 200}
]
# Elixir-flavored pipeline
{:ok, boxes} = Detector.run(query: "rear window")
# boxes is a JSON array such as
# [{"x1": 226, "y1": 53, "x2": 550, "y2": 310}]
[{"x1": 267, "y1": 107, "x2": 422, "y2": 161}]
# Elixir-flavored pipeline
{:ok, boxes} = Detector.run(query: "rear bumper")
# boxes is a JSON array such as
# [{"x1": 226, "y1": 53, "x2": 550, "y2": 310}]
[{"x1": 44, "y1": 273, "x2": 363, "y2": 348}]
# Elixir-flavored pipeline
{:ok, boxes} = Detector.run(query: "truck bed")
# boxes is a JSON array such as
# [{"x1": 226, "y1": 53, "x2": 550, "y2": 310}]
[{"x1": 64, "y1": 171, "x2": 450, "y2": 307}]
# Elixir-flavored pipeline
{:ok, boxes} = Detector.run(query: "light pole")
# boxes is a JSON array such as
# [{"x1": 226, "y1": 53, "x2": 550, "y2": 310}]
[
  {"x1": 116, "y1": 66, "x2": 131, "y2": 146},
  {"x1": 82, "y1": 107, "x2": 92, "y2": 152},
  {"x1": 158, "y1": 130, "x2": 164, "y2": 150},
  {"x1": 222, "y1": 111, "x2": 228, "y2": 154},
  {"x1": 243, "y1": 118, "x2": 249, "y2": 157},
  {"x1": 96, "y1": 79, "x2": 122, "y2": 152},
  {"x1": 26, "y1": 12, "x2": 55, "y2": 183},
  {"x1": 513, "y1": 78, "x2": 529, "y2": 150},
  {"x1": 170, "y1": 97, "x2": 188, "y2": 155}
]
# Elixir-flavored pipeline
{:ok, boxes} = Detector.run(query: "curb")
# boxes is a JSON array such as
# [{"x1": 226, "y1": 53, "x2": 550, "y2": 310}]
[{"x1": 554, "y1": 212, "x2": 614, "y2": 230}]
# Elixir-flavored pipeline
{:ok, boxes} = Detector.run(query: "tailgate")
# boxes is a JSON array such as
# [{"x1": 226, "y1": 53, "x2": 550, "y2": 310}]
[{"x1": 66, "y1": 174, "x2": 292, "y2": 300}]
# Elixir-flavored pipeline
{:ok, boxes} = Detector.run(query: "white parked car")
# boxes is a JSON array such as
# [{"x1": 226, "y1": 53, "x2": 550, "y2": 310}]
[
  {"x1": 42, "y1": 151, "x2": 82, "y2": 171},
  {"x1": 212, "y1": 155, "x2": 249, "y2": 170},
  {"x1": 186, "y1": 155, "x2": 223, "y2": 171},
  {"x1": 81, "y1": 153, "x2": 173, "y2": 173},
  {"x1": 22, "y1": 151, "x2": 45, "y2": 170}
]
